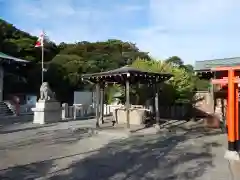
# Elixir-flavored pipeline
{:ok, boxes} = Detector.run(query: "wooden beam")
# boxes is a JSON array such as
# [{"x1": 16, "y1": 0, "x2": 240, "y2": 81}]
[
  {"x1": 211, "y1": 77, "x2": 240, "y2": 84},
  {"x1": 211, "y1": 66, "x2": 240, "y2": 71}
]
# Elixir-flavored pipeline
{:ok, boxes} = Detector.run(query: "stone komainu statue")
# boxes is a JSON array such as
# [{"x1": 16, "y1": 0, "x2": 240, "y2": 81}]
[{"x1": 39, "y1": 82, "x2": 55, "y2": 101}]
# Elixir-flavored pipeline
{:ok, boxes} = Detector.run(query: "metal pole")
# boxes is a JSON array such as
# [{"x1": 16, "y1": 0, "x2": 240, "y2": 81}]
[{"x1": 41, "y1": 40, "x2": 44, "y2": 83}]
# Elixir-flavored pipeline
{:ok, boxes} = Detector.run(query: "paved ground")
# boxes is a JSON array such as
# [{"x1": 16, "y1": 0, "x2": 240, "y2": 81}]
[{"x1": 0, "y1": 118, "x2": 238, "y2": 179}]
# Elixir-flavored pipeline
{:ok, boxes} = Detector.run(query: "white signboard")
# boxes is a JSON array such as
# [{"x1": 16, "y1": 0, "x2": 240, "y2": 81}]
[{"x1": 74, "y1": 91, "x2": 93, "y2": 105}]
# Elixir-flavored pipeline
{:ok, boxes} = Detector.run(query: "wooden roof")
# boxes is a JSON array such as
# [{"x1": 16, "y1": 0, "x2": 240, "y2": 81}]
[
  {"x1": 0, "y1": 52, "x2": 30, "y2": 64},
  {"x1": 194, "y1": 57, "x2": 240, "y2": 71},
  {"x1": 82, "y1": 66, "x2": 172, "y2": 84}
]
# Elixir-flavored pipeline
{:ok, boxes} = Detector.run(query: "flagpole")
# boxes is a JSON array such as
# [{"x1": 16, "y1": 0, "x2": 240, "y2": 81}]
[{"x1": 41, "y1": 31, "x2": 44, "y2": 84}]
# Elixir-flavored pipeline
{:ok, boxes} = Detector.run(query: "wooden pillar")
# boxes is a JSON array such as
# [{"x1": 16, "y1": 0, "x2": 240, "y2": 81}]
[
  {"x1": 100, "y1": 84, "x2": 105, "y2": 124},
  {"x1": 95, "y1": 83, "x2": 100, "y2": 128},
  {"x1": 150, "y1": 83, "x2": 155, "y2": 114},
  {"x1": 227, "y1": 69, "x2": 236, "y2": 151},
  {"x1": 209, "y1": 80, "x2": 215, "y2": 113},
  {"x1": 125, "y1": 74, "x2": 130, "y2": 128},
  {"x1": 0, "y1": 66, "x2": 3, "y2": 101},
  {"x1": 235, "y1": 81, "x2": 239, "y2": 150},
  {"x1": 155, "y1": 83, "x2": 160, "y2": 124}
]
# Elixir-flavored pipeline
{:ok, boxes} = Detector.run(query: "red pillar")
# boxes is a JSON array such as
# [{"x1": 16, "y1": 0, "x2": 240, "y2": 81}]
[
  {"x1": 227, "y1": 69, "x2": 236, "y2": 151},
  {"x1": 235, "y1": 81, "x2": 239, "y2": 151}
]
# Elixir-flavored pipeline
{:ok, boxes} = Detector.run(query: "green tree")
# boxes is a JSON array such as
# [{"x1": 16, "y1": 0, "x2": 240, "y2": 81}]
[
  {"x1": 132, "y1": 58, "x2": 195, "y2": 104},
  {"x1": 1, "y1": 18, "x2": 151, "y2": 101},
  {"x1": 165, "y1": 56, "x2": 184, "y2": 67},
  {"x1": 1, "y1": 17, "x2": 208, "y2": 104},
  {"x1": 184, "y1": 64, "x2": 194, "y2": 73}
]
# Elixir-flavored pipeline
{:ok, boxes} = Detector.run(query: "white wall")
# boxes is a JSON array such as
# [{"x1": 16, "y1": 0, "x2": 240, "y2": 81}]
[{"x1": 74, "y1": 91, "x2": 93, "y2": 105}]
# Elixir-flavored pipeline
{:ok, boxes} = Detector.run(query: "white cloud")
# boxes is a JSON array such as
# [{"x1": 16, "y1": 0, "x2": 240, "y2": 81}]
[
  {"x1": 8, "y1": 1, "x2": 109, "y2": 42},
  {"x1": 132, "y1": 0, "x2": 240, "y2": 63},
  {"x1": 5, "y1": 0, "x2": 240, "y2": 63},
  {"x1": 149, "y1": 0, "x2": 238, "y2": 27},
  {"x1": 8, "y1": 0, "x2": 144, "y2": 43}
]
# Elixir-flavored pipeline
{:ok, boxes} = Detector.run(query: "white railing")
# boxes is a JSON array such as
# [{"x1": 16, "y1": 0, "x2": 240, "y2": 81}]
[
  {"x1": 62, "y1": 104, "x2": 95, "y2": 120},
  {"x1": 62, "y1": 104, "x2": 124, "y2": 119},
  {"x1": 62, "y1": 104, "x2": 144, "y2": 119},
  {"x1": 19, "y1": 103, "x2": 95, "y2": 119},
  {"x1": 19, "y1": 104, "x2": 35, "y2": 115},
  {"x1": 103, "y1": 104, "x2": 123, "y2": 115},
  {"x1": 16, "y1": 103, "x2": 125, "y2": 120}
]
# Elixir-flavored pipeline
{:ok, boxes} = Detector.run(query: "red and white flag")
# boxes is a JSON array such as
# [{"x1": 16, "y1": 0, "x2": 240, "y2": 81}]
[{"x1": 35, "y1": 31, "x2": 44, "y2": 47}]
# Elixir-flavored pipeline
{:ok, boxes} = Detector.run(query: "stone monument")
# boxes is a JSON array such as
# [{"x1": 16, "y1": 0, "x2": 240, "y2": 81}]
[{"x1": 32, "y1": 82, "x2": 61, "y2": 124}]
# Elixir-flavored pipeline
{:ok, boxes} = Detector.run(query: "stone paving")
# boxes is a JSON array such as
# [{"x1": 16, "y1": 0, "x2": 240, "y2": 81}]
[{"x1": 0, "y1": 118, "x2": 238, "y2": 179}]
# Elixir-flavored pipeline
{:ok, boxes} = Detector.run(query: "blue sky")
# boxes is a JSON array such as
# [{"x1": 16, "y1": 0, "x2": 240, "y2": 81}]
[{"x1": 1, "y1": 0, "x2": 240, "y2": 64}]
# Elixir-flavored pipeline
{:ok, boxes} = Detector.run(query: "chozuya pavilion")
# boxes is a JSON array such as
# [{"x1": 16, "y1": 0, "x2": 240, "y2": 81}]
[
  {"x1": 82, "y1": 66, "x2": 172, "y2": 128},
  {"x1": 0, "y1": 52, "x2": 32, "y2": 101},
  {"x1": 195, "y1": 57, "x2": 240, "y2": 161}
]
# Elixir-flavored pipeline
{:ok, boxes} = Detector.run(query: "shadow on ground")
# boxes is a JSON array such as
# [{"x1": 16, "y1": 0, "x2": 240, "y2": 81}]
[
  {"x1": 0, "y1": 122, "x2": 223, "y2": 180},
  {"x1": 0, "y1": 124, "x2": 56, "y2": 135},
  {"x1": 0, "y1": 115, "x2": 33, "y2": 127},
  {"x1": 0, "y1": 127, "x2": 97, "y2": 151}
]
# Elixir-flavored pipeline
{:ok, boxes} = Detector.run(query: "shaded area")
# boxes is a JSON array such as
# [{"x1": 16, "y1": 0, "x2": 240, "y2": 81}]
[
  {"x1": 0, "y1": 115, "x2": 33, "y2": 127},
  {"x1": 0, "y1": 123, "x2": 223, "y2": 180},
  {"x1": 0, "y1": 124, "x2": 54, "y2": 135},
  {"x1": 49, "y1": 123, "x2": 223, "y2": 180},
  {"x1": 0, "y1": 115, "x2": 96, "y2": 135},
  {"x1": 0, "y1": 127, "x2": 97, "y2": 151},
  {"x1": 0, "y1": 151, "x2": 97, "y2": 180},
  {"x1": 0, "y1": 160, "x2": 54, "y2": 180}
]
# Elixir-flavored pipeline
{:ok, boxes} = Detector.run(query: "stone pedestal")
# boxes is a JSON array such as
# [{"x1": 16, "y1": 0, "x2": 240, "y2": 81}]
[
  {"x1": 224, "y1": 150, "x2": 240, "y2": 161},
  {"x1": 32, "y1": 100, "x2": 61, "y2": 124},
  {"x1": 114, "y1": 108, "x2": 147, "y2": 125}
]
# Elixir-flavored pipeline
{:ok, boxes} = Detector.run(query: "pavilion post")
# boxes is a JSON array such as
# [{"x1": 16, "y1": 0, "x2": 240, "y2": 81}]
[
  {"x1": 95, "y1": 83, "x2": 100, "y2": 127},
  {"x1": 0, "y1": 66, "x2": 3, "y2": 101},
  {"x1": 126, "y1": 74, "x2": 130, "y2": 128},
  {"x1": 146, "y1": 82, "x2": 155, "y2": 115},
  {"x1": 100, "y1": 83, "x2": 105, "y2": 124},
  {"x1": 149, "y1": 83, "x2": 155, "y2": 114},
  {"x1": 154, "y1": 83, "x2": 160, "y2": 125}
]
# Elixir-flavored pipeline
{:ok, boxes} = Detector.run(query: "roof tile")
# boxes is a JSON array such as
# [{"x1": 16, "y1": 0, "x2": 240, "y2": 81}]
[{"x1": 194, "y1": 57, "x2": 240, "y2": 71}]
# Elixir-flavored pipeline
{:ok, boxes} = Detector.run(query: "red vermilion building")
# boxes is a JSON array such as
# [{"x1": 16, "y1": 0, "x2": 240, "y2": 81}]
[{"x1": 195, "y1": 57, "x2": 240, "y2": 160}]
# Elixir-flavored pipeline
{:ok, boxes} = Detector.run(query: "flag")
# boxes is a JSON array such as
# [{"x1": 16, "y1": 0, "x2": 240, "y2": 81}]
[{"x1": 35, "y1": 31, "x2": 44, "y2": 47}]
